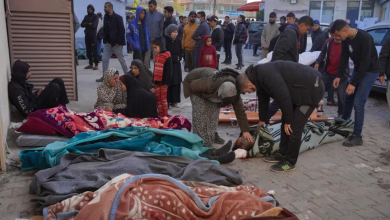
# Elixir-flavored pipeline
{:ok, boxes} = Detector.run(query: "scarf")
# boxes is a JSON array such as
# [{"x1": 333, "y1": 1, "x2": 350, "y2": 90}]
[
  {"x1": 130, "y1": 59, "x2": 153, "y2": 91},
  {"x1": 164, "y1": 24, "x2": 178, "y2": 40},
  {"x1": 153, "y1": 51, "x2": 171, "y2": 82},
  {"x1": 94, "y1": 68, "x2": 121, "y2": 109}
]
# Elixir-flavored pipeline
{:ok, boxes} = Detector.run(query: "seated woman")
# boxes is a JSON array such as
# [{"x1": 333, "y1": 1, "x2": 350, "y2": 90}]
[
  {"x1": 8, "y1": 60, "x2": 69, "y2": 117},
  {"x1": 128, "y1": 59, "x2": 155, "y2": 93},
  {"x1": 116, "y1": 74, "x2": 158, "y2": 118},
  {"x1": 94, "y1": 68, "x2": 126, "y2": 112}
]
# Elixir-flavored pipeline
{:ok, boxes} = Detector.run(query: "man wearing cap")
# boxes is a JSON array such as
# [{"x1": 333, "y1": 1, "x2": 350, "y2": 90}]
[
  {"x1": 192, "y1": 11, "x2": 210, "y2": 68},
  {"x1": 260, "y1": 12, "x2": 280, "y2": 59},
  {"x1": 209, "y1": 15, "x2": 224, "y2": 69},
  {"x1": 182, "y1": 11, "x2": 199, "y2": 71},
  {"x1": 311, "y1": 19, "x2": 323, "y2": 43}
]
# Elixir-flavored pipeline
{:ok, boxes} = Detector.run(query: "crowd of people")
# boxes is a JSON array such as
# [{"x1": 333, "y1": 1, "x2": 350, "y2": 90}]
[{"x1": 7, "y1": 1, "x2": 390, "y2": 173}]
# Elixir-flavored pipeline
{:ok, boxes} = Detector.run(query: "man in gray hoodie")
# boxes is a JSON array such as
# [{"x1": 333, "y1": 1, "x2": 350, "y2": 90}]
[
  {"x1": 192, "y1": 11, "x2": 210, "y2": 68},
  {"x1": 209, "y1": 15, "x2": 224, "y2": 70}
]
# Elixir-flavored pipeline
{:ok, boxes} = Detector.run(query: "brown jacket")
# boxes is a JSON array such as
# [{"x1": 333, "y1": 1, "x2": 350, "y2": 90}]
[
  {"x1": 183, "y1": 68, "x2": 250, "y2": 132},
  {"x1": 182, "y1": 22, "x2": 199, "y2": 51}
]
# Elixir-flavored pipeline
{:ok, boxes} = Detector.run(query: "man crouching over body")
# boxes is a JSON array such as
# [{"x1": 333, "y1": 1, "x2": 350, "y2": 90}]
[{"x1": 236, "y1": 61, "x2": 325, "y2": 172}]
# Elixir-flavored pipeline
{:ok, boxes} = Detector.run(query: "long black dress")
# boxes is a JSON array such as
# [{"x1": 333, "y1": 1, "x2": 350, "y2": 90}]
[
  {"x1": 115, "y1": 75, "x2": 158, "y2": 118},
  {"x1": 165, "y1": 36, "x2": 182, "y2": 104}
]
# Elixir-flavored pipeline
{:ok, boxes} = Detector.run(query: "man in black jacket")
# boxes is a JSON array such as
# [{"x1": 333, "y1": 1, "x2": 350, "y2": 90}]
[
  {"x1": 233, "y1": 15, "x2": 246, "y2": 70},
  {"x1": 208, "y1": 15, "x2": 224, "y2": 69},
  {"x1": 221, "y1": 16, "x2": 235, "y2": 64},
  {"x1": 8, "y1": 60, "x2": 69, "y2": 117},
  {"x1": 81, "y1": 5, "x2": 99, "y2": 70},
  {"x1": 163, "y1": 6, "x2": 177, "y2": 31},
  {"x1": 271, "y1": 16, "x2": 313, "y2": 62},
  {"x1": 237, "y1": 62, "x2": 325, "y2": 172},
  {"x1": 311, "y1": 20, "x2": 323, "y2": 44},
  {"x1": 379, "y1": 37, "x2": 390, "y2": 126},
  {"x1": 98, "y1": 1, "x2": 128, "y2": 82},
  {"x1": 332, "y1": 19, "x2": 379, "y2": 147}
]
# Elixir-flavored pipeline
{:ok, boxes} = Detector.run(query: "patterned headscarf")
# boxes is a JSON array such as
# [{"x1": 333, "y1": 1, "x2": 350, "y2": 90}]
[{"x1": 94, "y1": 68, "x2": 120, "y2": 109}]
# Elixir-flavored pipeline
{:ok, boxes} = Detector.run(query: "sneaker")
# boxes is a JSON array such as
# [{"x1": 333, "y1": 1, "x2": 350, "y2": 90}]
[
  {"x1": 84, "y1": 65, "x2": 93, "y2": 69},
  {"x1": 96, "y1": 77, "x2": 103, "y2": 82},
  {"x1": 343, "y1": 133, "x2": 363, "y2": 147},
  {"x1": 214, "y1": 132, "x2": 225, "y2": 144},
  {"x1": 253, "y1": 54, "x2": 259, "y2": 57},
  {"x1": 93, "y1": 66, "x2": 99, "y2": 70},
  {"x1": 270, "y1": 160, "x2": 296, "y2": 172},
  {"x1": 263, "y1": 151, "x2": 285, "y2": 163}
]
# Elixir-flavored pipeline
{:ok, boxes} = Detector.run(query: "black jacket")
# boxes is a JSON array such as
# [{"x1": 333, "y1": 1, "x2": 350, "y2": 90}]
[
  {"x1": 246, "y1": 61, "x2": 325, "y2": 124},
  {"x1": 211, "y1": 25, "x2": 224, "y2": 52},
  {"x1": 103, "y1": 11, "x2": 126, "y2": 46},
  {"x1": 315, "y1": 38, "x2": 349, "y2": 77},
  {"x1": 269, "y1": 23, "x2": 288, "y2": 52},
  {"x1": 300, "y1": 33, "x2": 307, "y2": 53},
  {"x1": 311, "y1": 28, "x2": 323, "y2": 45},
  {"x1": 233, "y1": 22, "x2": 246, "y2": 44},
  {"x1": 379, "y1": 37, "x2": 390, "y2": 77},
  {"x1": 222, "y1": 22, "x2": 235, "y2": 40},
  {"x1": 8, "y1": 61, "x2": 38, "y2": 117},
  {"x1": 164, "y1": 16, "x2": 178, "y2": 30},
  {"x1": 81, "y1": 5, "x2": 99, "y2": 36},
  {"x1": 310, "y1": 28, "x2": 329, "y2": 52},
  {"x1": 271, "y1": 24, "x2": 299, "y2": 62},
  {"x1": 178, "y1": 24, "x2": 184, "y2": 43}
]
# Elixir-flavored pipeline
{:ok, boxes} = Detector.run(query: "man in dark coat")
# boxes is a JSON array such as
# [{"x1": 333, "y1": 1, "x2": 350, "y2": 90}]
[
  {"x1": 268, "y1": 23, "x2": 288, "y2": 52},
  {"x1": 163, "y1": 6, "x2": 177, "y2": 32},
  {"x1": 310, "y1": 22, "x2": 333, "y2": 52},
  {"x1": 378, "y1": 37, "x2": 390, "y2": 126},
  {"x1": 221, "y1": 16, "x2": 235, "y2": 64},
  {"x1": 237, "y1": 62, "x2": 325, "y2": 172},
  {"x1": 233, "y1": 15, "x2": 247, "y2": 70},
  {"x1": 311, "y1": 19, "x2": 323, "y2": 44},
  {"x1": 98, "y1": 2, "x2": 128, "y2": 82},
  {"x1": 208, "y1": 15, "x2": 224, "y2": 69},
  {"x1": 81, "y1": 4, "x2": 99, "y2": 70}
]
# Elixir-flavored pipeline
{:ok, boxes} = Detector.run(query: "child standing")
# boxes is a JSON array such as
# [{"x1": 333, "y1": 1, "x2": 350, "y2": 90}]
[
  {"x1": 151, "y1": 37, "x2": 173, "y2": 117},
  {"x1": 198, "y1": 35, "x2": 218, "y2": 69}
]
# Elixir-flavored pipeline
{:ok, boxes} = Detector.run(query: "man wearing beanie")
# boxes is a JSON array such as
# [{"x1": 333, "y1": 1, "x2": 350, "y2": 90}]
[{"x1": 311, "y1": 19, "x2": 323, "y2": 43}]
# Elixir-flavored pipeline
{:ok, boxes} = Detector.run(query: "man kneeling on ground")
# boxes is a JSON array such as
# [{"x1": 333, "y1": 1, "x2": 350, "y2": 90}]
[
  {"x1": 8, "y1": 60, "x2": 69, "y2": 117},
  {"x1": 236, "y1": 61, "x2": 324, "y2": 172}
]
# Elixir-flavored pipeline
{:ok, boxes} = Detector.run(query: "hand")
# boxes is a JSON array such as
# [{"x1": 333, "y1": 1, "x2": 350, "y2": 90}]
[
  {"x1": 37, "y1": 88, "x2": 44, "y2": 95},
  {"x1": 257, "y1": 121, "x2": 265, "y2": 129},
  {"x1": 263, "y1": 46, "x2": 268, "y2": 50},
  {"x1": 284, "y1": 124, "x2": 293, "y2": 136},
  {"x1": 103, "y1": 107, "x2": 113, "y2": 112},
  {"x1": 89, "y1": 23, "x2": 92, "y2": 25},
  {"x1": 115, "y1": 44, "x2": 119, "y2": 47},
  {"x1": 345, "y1": 84, "x2": 355, "y2": 95},
  {"x1": 233, "y1": 43, "x2": 235, "y2": 46},
  {"x1": 150, "y1": 88, "x2": 156, "y2": 93},
  {"x1": 333, "y1": 77, "x2": 340, "y2": 88},
  {"x1": 379, "y1": 76, "x2": 386, "y2": 84},
  {"x1": 314, "y1": 64, "x2": 319, "y2": 70},
  {"x1": 242, "y1": 132, "x2": 254, "y2": 143}
]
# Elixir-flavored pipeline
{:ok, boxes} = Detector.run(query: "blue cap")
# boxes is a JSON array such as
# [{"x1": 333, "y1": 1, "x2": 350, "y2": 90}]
[{"x1": 314, "y1": 19, "x2": 320, "y2": 25}]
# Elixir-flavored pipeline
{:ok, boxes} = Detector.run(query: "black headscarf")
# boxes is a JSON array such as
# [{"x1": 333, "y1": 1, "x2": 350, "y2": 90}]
[
  {"x1": 121, "y1": 75, "x2": 158, "y2": 118},
  {"x1": 11, "y1": 60, "x2": 30, "y2": 86},
  {"x1": 129, "y1": 59, "x2": 154, "y2": 91}
]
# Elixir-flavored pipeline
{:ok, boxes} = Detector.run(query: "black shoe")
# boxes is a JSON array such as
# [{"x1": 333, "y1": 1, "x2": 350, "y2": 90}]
[
  {"x1": 226, "y1": 61, "x2": 231, "y2": 64},
  {"x1": 214, "y1": 132, "x2": 225, "y2": 144},
  {"x1": 205, "y1": 152, "x2": 236, "y2": 164},
  {"x1": 235, "y1": 66, "x2": 242, "y2": 70},
  {"x1": 236, "y1": 63, "x2": 245, "y2": 67},
  {"x1": 263, "y1": 151, "x2": 285, "y2": 163},
  {"x1": 343, "y1": 133, "x2": 363, "y2": 147},
  {"x1": 96, "y1": 77, "x2": 103, "y2": 82},
  {"x1": 270, "y1": 160, "x2": 296, "y2": 172},
  {"x1": 253, "y1": 54, "x2": 259, "y2": 57},
  {"x1": 221, "y1": 61, "x2": 228, "y2": 64}
]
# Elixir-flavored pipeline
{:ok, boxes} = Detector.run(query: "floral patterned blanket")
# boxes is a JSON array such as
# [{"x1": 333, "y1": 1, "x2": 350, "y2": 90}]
[
  {"x1": 44, "y1": 173, "x2": 278, "y2": 220},
  {"x1": 28, "y1": 105, "x2": 192, "y2": 137},
  {"x1": 221, "y1": 99, "x2": 258, "y2": 112}
]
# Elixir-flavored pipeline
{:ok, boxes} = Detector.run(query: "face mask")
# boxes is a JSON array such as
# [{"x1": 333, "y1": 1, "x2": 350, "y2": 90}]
[{"x1": 196, "y1": 18, "x2": 200, "y2": 24}]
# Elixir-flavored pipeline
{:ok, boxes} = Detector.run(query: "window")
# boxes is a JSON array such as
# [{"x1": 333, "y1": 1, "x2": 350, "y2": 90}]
[
  {"x1": 367, "y1": 28, "x2": 390, "y2": 46},
  {"x1": 194, "y1": 4, "x2": 205, "y2": 10},
  {"x1": 347, "y1": 1, "x2": 360, "y2": 28},
  {"x1": 232, "y1": 6, "x2": 240, "y2": 11},
  {"x1": 219, "y1": 5, "x2": 225, "y2": 13},
  {"x1": 309, "y1": 1, "x2": 334, "y2": 23},
  {"x1": 361, "y1": 1, "x2": 374, "y2": 21},
  {"x1": 309, "y1": 1, "x2": 321, "y2": 21}
]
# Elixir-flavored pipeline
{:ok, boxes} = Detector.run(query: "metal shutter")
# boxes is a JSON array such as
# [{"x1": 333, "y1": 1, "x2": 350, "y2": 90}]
[{"x1": 6, "y1": 0, "x2": 77, "y2": 100}]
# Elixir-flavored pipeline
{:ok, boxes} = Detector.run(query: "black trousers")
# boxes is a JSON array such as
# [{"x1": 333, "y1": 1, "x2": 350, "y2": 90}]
[
  {"x1": 85, "y1": 35, "x2": 99, "y2": 66},
  {"x1": 133, "y1": 51, "x2": 146, "y2": 63},
  {"x1": 235, "y1": 43, "x2": 243, "y2": 66},
  {"x1": 253, "y1": 45, "x2": 259, "y2": 55},
  {"x1": 223, "y1": 39, "x2": 233, "y2": 62},
  {"x1": 217, "y1": 54, "x2": 220, "y2": 70},
  {"x1": 38, "y1": 78, "x2": 69, "y2": 110},
  {"x1": 279, "y1": 105, "x2": 314, "y2": 165}
]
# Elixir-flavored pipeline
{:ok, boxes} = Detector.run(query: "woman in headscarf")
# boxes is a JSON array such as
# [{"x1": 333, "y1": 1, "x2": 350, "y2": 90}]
[
  {"x1": 128, "y1": 59, "x2": 154, "y2": 93},
  {"x1": 94, "y1": 68, "x2": 126, "y2": 112},
  {"x1": 116, "y1": 74, "x2": 158, "y2": 118},
  {"x1": 183, "y1": 67, "x2": 254, "y2": 147},
  {"x1": 164, "y1": 24, "x2": 182, "y2": 108}
]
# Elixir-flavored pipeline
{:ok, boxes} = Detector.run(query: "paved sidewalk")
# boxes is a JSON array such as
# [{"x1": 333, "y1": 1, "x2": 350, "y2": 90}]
[{"x1": 1, "y1": 48, "x2": 390, "y2": 219}]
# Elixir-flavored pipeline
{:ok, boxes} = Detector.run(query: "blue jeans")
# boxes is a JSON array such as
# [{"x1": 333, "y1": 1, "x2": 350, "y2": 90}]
[
  {"x1": 96, "y1": 39, "x2": 102, "y2": 58},
  {"x1": 342, "y1": 71, "x2": 379, "y2": 136},
  {"x1": 322, "y1": 72, "x2": 348, "y2": 115},
  {"x1": 194, "y1": 48, "x2": 200, "y2": 68}
]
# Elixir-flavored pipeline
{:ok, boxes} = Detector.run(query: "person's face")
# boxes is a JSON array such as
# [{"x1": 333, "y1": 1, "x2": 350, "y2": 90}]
[
  {"x1": 298, "y1": 23, "x2": 311, "y2": 35},
  {"x1": 131, "y1": 65, "x2": 140, "y2": 76},
  {"x1": 163, "y1": 10, "x2": 169, "y2": 18},
  {"x1": 127, "y1": 18, "x2": 131, "y2": 23},
  {"x1": 238, "y1": 16, "x2": 242, "y2": 23},
  {"x1": 225, "y1": 17, "x2": 229, "y2": 23},
  {"x1": 148, "y1": 4, "x2": 156, "y2": 13},
  {"x1": 87, "y1": 8, "x2": 93, "y2": 14},
  {"x1": 287, "y1": 17, "x2": 294, "y2": 24},
  {"x1": 269, "y1": 16, "x2": 276, "y2": 23},
  {"x1": 197, "y1": 14, "x2": 202, "y2": 21},
  {"x1": 334, "y1": 27, "x2": 349, "y2": 41},
  {"x1": 206, "y1": 38, "x2": 212, "y2": 46},
  {"x1": 240, "y1": 82, "x2": 256, "y2": 94},
  {"x1": 182, "y1": 17, "x2": 188, "y2": 24},
  {"x1": 120, "y1": 81, "x2": 126, "y2": 91},
  {"x1": 280, "y1": 18, "x2": 285, "y2": 24},
  {"x1": 26, "y1": 68, "x2": 31, "y2": 80},
  {"x1": 140, "y1": 10, "x2": 145, "y2": 20},
  {"x1": 210, "y1": 20, "x2": 217, "y2": 28},
  {"x1": 104, "y1": 4, "x2": 112, "y2": 14},
  {"x1": 189, "y1": 14, "x2": 196, "y2": 23},
  {"x1": 153, "y1": 44, "x2": 160, "y2": 53},
  {"x1": 171, "y1": 30, "x2": 178, "y2": 39},
  {"x1": 109, "y1": 74, "x2": 119, "y2": 87},
  {"x1": 312, "y1": 24, "x2": 320, "y2": 31}
]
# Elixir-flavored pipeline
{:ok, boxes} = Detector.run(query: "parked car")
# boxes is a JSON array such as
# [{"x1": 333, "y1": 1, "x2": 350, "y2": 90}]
[
  {"x1": 362, "y1": 21, "x2": 390, "y2": 93},
  {"x1": 247, "y1": 21, "x2": 267, "y2": 47}
]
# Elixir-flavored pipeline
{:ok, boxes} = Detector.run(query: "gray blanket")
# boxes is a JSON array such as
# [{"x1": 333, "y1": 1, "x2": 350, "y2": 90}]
[{"x1": 30, "y1": 149, "x2": 243, "y2": 206}]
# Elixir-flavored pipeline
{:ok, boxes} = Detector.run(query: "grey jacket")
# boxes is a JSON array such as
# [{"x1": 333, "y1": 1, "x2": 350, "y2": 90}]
[
  {"x1": 261, "y1": 23, "x2": 280, "y2": 48},
  {"x1": 192, "y1": 21, "x2": 210, "y2": 49},
  {"x1": 146, "y1": 10, "x2": 164, "y2": 41}
]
